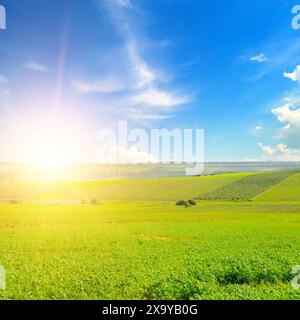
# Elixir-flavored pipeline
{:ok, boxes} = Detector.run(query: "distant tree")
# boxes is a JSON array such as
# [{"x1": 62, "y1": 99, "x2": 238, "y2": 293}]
[
  {"x1": 188, "y1": 199, "x2": 197, "y2": 206},
  {"x1": 176, "y1": 200, "x2": 189, "y2": 207}
]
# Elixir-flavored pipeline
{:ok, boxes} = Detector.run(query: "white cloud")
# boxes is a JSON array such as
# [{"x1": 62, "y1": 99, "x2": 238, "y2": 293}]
[
  {"x1": 130, "y1": 88, "x2": 190, "y2": 109},
  {"x1": 270, "y1": 98, "x2": 300, "y2": 148},
  {"x1": 72, "y1": 61, "x2": 159, "y2": 94},
  {"x1": 254, "y1": 124, "x2": 263, "y2": 131},
  {"x1": 246, "y1": 38, "x2": 300, "y2": 81},
  {"x1": 87, "y1": 0, "x2": 192, "y2": 122},
  {"x1": 256, "y1": 96, "x2": 300, "y2": 161},
  {"x1": 272, "y1": 100, "x2": 300, "y2": 124},
  {"x1": 134, "y1": 63, "x2": 159, "y2": 88},
  {"x1": 24, "y1": 62, "x2": 49, "y2": 73},
  {"x1": 257, "y1": 142, "x2": 283, "y2": 156},
  {"x1": 250, "y1": 53, "x2": 268, "y2": 63},
  {"x1": 97, "y1": 145, "x2": 157, "y2": 164},
  {"x1": 72, "y1": 78, "x2": 128, "y2": 94},
  {"x1": 126, "y1": 108, "x2": 174, "y2": 122},
  {"x1": 283, "y1": 65, "x2": 300, "y2": 82},
  {"x1": 257, "y1": 142, "x2": 300, "y2": 161}
]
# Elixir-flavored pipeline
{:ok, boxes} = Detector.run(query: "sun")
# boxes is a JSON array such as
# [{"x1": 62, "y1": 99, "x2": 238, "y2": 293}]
[
  {"x1": 24, "y1": 122, "x2": 79, "y2": 173},
  {"x1": 27, "y1": 131, "x2": 78, "y2": 181},
  {"x1": 32, "y1": 138, "x2": 68, "y2": 169},
  {"x1": 12, "y1": 110, "x2": 86, "y2": 177}
]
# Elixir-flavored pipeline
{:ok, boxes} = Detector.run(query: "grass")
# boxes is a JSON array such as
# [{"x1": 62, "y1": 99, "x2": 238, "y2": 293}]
[
  {"x1": 198, "y1": 169, "x2": 299, "y2": 201},
  {"x1": 255, "y1": 172, "x2": 300, "y2": 202},
  {"x1": 1, "y1": 169, "x2": 300, "y2": 300},
  {"x1": 0, "y1": 172, "x2": 251, "y2": 204},
  {"x1": 0, "y1": 202, "x2": 300, "y2": 300}
]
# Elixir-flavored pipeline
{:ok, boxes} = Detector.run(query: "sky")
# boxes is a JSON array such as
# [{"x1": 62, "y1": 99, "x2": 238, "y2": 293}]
[{"x1": 1, "y1": 0, "x2": 300, "y2": 163}]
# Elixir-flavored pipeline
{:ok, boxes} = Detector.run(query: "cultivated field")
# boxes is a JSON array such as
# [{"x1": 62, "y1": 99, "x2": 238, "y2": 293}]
[
  {"x1": 198, "y1": 170, "x2": 299, "y2": 201},
  {"x1": 0, "y1": 168, "x2": 300, "y2": 300},
  {"x1": 255, "y1": 172, "x2": 300, "y2": 202},
  {"x1": 0, "y1": 172, "x2": 251, "y2": 204},
  {"x1": 0, "y1": 202, "x2": 300, "y2": 300}
]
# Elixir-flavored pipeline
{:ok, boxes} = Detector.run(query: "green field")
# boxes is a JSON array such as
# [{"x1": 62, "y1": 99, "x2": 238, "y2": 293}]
[
  {"x1": 0, "y1": 172, "x2": 251, "y2": 204},
  {"x1": 198, "y1": 170, "x2": 299, "y2": 200},
  {"x1": 255, "y1": 172, "x2": 300, "y2": 202},
  {"x1": 0, "y1": 169, "x2": 300, "y2": 300}
]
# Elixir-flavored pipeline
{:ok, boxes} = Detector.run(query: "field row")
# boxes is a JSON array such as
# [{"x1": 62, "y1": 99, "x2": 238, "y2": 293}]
[{"x1": 197, "y1": 170, "x2": 299, "y2": 201}]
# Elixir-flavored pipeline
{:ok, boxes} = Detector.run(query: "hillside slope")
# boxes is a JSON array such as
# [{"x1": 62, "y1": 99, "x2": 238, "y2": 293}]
[
  {"x1": 255, "y1": 172, "x2": 300, "y2": 201},
  {"x1": 197, "y1": 170, "x2": 299, "y2": 201}
]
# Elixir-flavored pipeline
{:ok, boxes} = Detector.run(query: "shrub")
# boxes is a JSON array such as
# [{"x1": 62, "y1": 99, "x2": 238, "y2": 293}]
[
  {"x1": 188, "y1": 199, "x2": 197, "y2": 206},
  {"x1": 176, "y1": 200, "x2": 189, "y2": 207}
]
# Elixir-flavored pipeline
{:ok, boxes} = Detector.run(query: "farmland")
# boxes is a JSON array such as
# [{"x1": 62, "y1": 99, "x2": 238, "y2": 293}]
[
  {"x1": 198, "y1": 170, "x2": 299, "y2": 201},
  {"x1": 0, "y1": 202, "x2": 300, "y2": 300},
  {"x1": 255, "y1": 172, "x2": 300, "y2": 202},
  {"x1": 0, "y1": 172, "x2": 251, "y2": 204},
  {"x1": 0, "y1": 167, "x2": 300, "y2": 300}
]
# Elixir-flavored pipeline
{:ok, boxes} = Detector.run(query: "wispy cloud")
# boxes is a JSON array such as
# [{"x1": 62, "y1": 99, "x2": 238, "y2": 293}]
[
  {"x1": 180, "y1": 56, "x2": 201, "y2": 68},
  {"x1": 76, "y1": 0, "x2": 192, "y2": 122},
  {"x1": 24, "y1": 62, "x2": 49, "y2": 73},
  {"x1": 72, "y1": 78, "x2": 128, "y2": 94},
  {"x1": 254, "y1": 123, "x2": 263, "y2": 131},
  {"x1": 126, "y1": 108, "x2": 174, "y2": 123},
  {"x1": 243, "y1": 37, "x2": 300, "y2": 82},
  {"x1": 250, "y1": 53, "x2": 268, "y2": 63},
  {"x1": 129, "y1": 88, "x2": 190, "y2": 109},
  {"x1": 134, "y1": 63, "x2": 159, "y2": 89}
]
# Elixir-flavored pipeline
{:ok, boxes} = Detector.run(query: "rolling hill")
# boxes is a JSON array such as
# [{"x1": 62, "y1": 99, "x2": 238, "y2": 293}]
[
  {"x1": 255, "y1": 172, "x2": 300, "y2": 201},
  {"x1": 197, "y1": 169, "x2": 300, "y2": 201},
  {"x1": 0, "y1": 172, "x2": 251, "y2": 204}
]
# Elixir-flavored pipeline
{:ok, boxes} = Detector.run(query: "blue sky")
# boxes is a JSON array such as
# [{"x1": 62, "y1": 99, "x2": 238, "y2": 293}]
[{"x1": 1, "y1": 0, "x2": 300, "y2": 162}]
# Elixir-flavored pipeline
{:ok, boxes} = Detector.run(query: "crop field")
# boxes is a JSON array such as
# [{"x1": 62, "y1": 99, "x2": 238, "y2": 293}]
[
  {"x1": 198, "y1": 170, "x2": 299, "y2": 201},
  {"x1": 0, "y1": 202, "x2": 300, "y2": 300},
  {"x1": 255, "y1": 172, "x2": 300, "y2": 202},
  {"x1": 0, "y1": 168, "x2": 300, "y2": 300},
  {"x1": 0, "y1": 172, "x2": 251, "y2": 204}
]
